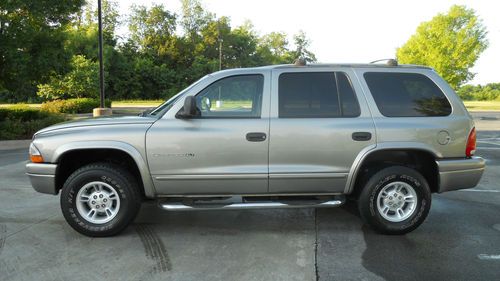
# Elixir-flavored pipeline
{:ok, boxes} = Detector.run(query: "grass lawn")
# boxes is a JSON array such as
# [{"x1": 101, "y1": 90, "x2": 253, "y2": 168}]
[
  {"x1": 463, "y1": 101, "x2": 500, "y2": 111},
  {"x1": 111, "y1": 100, "x2": 163, "y2": 107},
  {"x1": 0, "y1": 103, "x2": 41, "y2": 108}
]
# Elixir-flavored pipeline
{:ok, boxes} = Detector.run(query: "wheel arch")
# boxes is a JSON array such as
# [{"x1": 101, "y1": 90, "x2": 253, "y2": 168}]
[
  {"x1": 53, "y1": 141, "x2": 156, "y2": 198},
  {"x1": 345, "y1": 143, "x2": 440, "y2": 196}
]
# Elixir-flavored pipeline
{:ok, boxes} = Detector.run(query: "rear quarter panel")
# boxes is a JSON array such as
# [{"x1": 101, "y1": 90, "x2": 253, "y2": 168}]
[{"x1": 353, "y1": 67, "x2": 473, "y2": 158}]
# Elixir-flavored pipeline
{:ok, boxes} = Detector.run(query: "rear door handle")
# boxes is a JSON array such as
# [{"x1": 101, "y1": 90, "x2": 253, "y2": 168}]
[
  {"x1": 352, "y1": 132, "x2": 372, "y2": 141},
  {"x1": 246, "y1": 132, "x2": 267, "y2": 142}
]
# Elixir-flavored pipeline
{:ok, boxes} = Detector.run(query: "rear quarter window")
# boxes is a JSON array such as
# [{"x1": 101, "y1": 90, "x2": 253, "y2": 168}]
[{"x1": 364, "y1": 72, "x2": 452, "y2": 117}]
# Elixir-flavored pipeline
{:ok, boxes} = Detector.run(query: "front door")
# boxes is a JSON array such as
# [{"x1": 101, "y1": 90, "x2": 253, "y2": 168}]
[
  {"x1": 268, "y1": 69, "x2": 376, "y2": 193},
  {"x1": 146, "y1": 73, "x2": 270, "y2": 195}
]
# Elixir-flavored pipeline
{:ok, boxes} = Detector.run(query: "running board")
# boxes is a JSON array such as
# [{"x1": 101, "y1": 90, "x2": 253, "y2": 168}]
[{"x1": 158, "y1": 197, "x2": 345, "y2": 211}]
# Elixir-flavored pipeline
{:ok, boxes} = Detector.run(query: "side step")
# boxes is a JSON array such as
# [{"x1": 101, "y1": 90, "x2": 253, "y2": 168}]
[{"x1": 158, "y1": 196, "x2": 345, "y2": 211}]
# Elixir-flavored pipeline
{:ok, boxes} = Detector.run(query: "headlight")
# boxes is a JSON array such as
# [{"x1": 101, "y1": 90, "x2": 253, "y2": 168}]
[{"x1": 29, "y1": 143, "x2": 44, "y2": 163}]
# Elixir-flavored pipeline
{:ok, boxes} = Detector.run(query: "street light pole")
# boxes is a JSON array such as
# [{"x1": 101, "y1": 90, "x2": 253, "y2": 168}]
[
  {"x1": 97, "y1": 0, "x2": 105, "y2": 108},
  {"x1": 93, "y1": 0, "x2": 111, "y2": 116}
]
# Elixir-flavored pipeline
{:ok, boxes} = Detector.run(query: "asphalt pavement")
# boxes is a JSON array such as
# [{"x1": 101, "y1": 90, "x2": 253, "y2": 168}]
[{"x1": 0, "y1": 116, "x2": 499, "y2": 281}]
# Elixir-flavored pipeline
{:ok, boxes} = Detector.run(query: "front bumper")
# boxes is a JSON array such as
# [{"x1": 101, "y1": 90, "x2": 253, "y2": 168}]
[
  {"x1": 436, "y1": 156, "x2": 485, "y2": 193},
  {"x1": 26, "y1": 163, "x2": 58, "y2": 195}
]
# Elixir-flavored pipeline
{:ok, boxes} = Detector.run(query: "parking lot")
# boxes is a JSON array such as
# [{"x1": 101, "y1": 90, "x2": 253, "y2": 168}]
[{"x1": 1, "y1": 113, "x2": 499, "y2": 281}]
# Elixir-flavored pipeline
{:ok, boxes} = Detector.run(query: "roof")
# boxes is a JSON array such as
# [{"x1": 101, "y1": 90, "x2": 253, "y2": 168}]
[
  {"x1": 212, "y1": 63, "x2": 434, "y2": 76},
  {"x1": 265, "y1": 63, "x2": 433, "y2": 70}
]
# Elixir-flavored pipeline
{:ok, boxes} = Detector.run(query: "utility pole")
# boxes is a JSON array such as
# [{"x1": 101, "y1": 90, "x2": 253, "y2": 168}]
[
  {"x1": 219, "y1": 39, "x2": 223, "y2": 71},
  {"x1": 217, "y1": 21, "x2": 223, "y2": 71},
  {"x1": 93, "y1": 0, "x2": 112, "y2": 116}
]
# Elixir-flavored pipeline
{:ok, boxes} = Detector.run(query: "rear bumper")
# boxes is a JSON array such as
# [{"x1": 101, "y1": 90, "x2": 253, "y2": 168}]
[
  {"x1": 26, "y1": 163, "x2": 58, "y2": 195},
  {"x1": 436, "y1": 156, "x2": 485, "y2": 193}
]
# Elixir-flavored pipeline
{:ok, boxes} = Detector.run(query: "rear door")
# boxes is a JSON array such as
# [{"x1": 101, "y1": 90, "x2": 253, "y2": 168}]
[{"x1": 268, "y1": 68, "x2": 375, "y2": 193}]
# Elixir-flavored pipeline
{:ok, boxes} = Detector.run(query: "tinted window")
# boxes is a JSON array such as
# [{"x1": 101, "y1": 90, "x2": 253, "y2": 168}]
[
  {"x1": 278, "y1": 72, "x2": 360, "y2": 118},
  {"x1": 364, "y1": 72, "x2": 452, "y2": 117},
  {"x1": 196, "y1": 75, "x2": 264, "y2": 118}
]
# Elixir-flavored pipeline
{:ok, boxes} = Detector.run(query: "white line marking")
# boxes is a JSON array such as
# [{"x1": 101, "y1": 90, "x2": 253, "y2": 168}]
[
  {"x1": 478, "y1": 254, "x2": 500, "y2": 260},
  {"x1": 477, "y1": 141, "x2": 500, "y2": 146},
  {"x1": 457, "y1": 189, "x2": 500, "y2": 193},
  {"x1": 477, "y1": 147, "x2": 500, "y2": 150}
]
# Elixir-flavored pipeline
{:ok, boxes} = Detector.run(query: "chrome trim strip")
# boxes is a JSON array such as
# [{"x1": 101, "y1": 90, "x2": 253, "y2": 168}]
[
  {"x1": 155, "y1": 173, "x2": 348, "y2": 181},
  {"x1": 269, "y1": 173, "x2": 348, "y2": 179},
  {"x1": 154, "y1": 174, "x2": 268, "y2": 181},
  {"x1": 26, "y1": 173, "x2": 55, "y2": 178}
]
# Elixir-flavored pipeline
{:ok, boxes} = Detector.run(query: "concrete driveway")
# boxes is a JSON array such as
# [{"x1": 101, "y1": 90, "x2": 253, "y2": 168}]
[{"x1": 1, "y1": 116, "x2": 499, "y2": 281}]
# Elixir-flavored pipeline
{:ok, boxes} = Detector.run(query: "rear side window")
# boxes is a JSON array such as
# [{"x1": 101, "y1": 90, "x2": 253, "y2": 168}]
[
  {"x1": 278, "y1": 72, "x2": 360, "y2": 118},
  {"x1": 364, "y1": 72, "x2": 452, "y2": 117}
]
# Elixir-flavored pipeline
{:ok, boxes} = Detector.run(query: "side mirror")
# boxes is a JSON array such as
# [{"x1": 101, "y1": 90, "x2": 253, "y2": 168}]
[{"x1": 177, "y1": 96, "x2": 199, "y2": 119}]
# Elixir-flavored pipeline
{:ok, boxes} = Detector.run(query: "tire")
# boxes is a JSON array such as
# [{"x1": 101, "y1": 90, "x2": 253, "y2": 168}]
[
  {"x1": 60, "y1": 162, "x2": 142, "y2": 237},
  {"x1": 358, "y1": 166, "x2": 431, "y2": 235}
]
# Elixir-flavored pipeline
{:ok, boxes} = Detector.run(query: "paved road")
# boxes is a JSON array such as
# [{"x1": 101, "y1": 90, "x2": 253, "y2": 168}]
[{"x1": 1, "y1": 129, "x2": 499, "y2": 280}]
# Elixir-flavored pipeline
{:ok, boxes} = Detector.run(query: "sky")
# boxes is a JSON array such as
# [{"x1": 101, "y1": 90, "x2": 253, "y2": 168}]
[{"x1": 115, "y1": 0, "x2": 499, "y2": 85}]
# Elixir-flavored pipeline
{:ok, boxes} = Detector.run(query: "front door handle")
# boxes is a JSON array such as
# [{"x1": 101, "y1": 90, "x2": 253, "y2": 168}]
[
  {"x1": 352, "y1": 132, "x2": 372, "y2": 141},
  {"x1": 246, "y1": 132, "x2": 267, "y2": 142}
]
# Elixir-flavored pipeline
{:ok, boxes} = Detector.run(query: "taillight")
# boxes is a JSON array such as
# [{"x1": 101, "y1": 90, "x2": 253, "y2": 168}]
[{"x1": 465, "y1": 127, "x2": 476, "y2": 157}]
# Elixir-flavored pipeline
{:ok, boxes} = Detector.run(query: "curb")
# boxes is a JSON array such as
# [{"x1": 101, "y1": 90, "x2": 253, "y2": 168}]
[{"x1": 0, "y1": 139, "x2": 31, "y2": 151}]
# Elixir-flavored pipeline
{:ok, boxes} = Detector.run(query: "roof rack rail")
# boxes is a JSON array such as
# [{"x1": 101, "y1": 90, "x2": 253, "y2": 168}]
[{"x1": 370, "y1": 58, "x2": 398, "y2": 66}]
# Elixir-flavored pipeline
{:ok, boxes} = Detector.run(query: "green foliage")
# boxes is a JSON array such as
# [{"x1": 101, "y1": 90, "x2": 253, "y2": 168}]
[
  {"x1": 0, "y1": 0, "x2": 85, "y2": 102},
  {"x1": 1, "y1": 0, "x2": 318, "y2": 103},
  {"x1": 37, "y1": 55, "x2": 100, "y2": 100},
  {"x1": 457, "y1": 83, "x2": 500, "y2": 101},
  {"x1": 40, "y1": 98, "x2": 111, "y2": 114},
  {"x1": 397, "y1": 5, "x2": 488, "y2": 89},
  {"x1": 290, "y1": 31, "x2": 317, "y2": 63},
  {"x1": 0, "y1": 106, "x2": 65, "y2": 140}
]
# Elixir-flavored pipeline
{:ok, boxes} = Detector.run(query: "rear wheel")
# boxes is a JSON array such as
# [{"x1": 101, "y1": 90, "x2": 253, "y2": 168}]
[
  {"x1": 60, "y1": 163, "x2": 141, "y2": 237},
  {"x1": 358, "y1": 166, "x2": 431, "y2": 235}
]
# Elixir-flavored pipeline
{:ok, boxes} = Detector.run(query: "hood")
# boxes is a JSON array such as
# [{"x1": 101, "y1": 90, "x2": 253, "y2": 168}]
[{"x1": 35, "y1": 116, "x2": 157, "y2": 135}]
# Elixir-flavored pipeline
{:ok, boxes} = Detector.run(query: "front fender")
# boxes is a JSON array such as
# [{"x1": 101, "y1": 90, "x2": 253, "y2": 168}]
[{"x1": 52, "y1": 141, "x2": 156, "y2": 198}]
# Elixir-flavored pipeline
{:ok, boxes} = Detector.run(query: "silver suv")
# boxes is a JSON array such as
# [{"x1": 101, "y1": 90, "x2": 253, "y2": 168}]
[{"x1": 26, "y1": 62, "x2": 485, "y2": 237}]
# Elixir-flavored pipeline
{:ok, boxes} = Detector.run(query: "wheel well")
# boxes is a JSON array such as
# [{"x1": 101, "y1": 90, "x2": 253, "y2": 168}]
[
  {"x1": 351, "y1": 149, "x2": 439, "y2": 198},
  {"x1": 55, "y1": 149, "x2": 145, "y2": 197}
]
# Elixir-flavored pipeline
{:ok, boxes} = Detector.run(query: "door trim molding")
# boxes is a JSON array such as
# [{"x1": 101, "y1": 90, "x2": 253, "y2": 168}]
[
  {"x1": 269, "y1": 173, "x2": 348, "y2": 179},
  {"x1": 154, "y1": 174, "x2": 268, "y2": 181}
]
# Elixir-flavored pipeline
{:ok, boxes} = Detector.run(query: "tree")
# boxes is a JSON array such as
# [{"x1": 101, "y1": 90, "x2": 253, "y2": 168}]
[
  {"x1": 0, "y1": 0, "x2": 85, "y2": 102},
  {"x1": 397, "y1": 5, "x2": 488, "y2": 89},
  {"x1": 128, "y1": 4, "x2": 177, "y2": 58},
  {"x1": 257, "y1": 32, "x2": 292, "y2": 64},
  {"x1": 180, "y1": 0, "x2": 212, "y2": 42},
  {"x1": 290, "y1": 30, "x2": 317, "y2": 63}
]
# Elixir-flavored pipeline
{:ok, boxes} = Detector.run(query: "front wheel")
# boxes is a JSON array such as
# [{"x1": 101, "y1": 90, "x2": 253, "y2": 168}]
[
  {"x1": 358, "y1": 166, "x2": 431, "y2": 235},
  {"x1": 60, "y1": 163, "x2": 141, "y2": 237}
]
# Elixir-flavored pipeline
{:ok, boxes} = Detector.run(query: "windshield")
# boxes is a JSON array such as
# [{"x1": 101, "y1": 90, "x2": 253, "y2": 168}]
[{"x1": 149, "y1": 75, "x2": 209, "y2": 116}]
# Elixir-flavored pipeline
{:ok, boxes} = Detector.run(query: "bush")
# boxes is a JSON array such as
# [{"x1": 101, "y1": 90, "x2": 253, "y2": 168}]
[
  {"x1": 457, "y1": 83, "x2": 500, "y2": 101},
  {"x1": 0, "y1": 105, "x2": 65, "y2": 140},
  {"x1": 41, "y1": 98, "x2": 111, "y2": 114},
  {"x1": 36, "y1": 55, "x2": 100, "y2": 100}
]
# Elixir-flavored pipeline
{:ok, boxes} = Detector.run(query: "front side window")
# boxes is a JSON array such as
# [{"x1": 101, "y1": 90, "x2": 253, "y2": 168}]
[
  {"x1": 364, "y1": 72, "x2": 452, "y2": 117},
  {"x1": 278, "y1": 72, "x2": 360, "y2": 118},
  {"x1": 196, "y1": 75, "x2": 264, "y2": 118}
]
